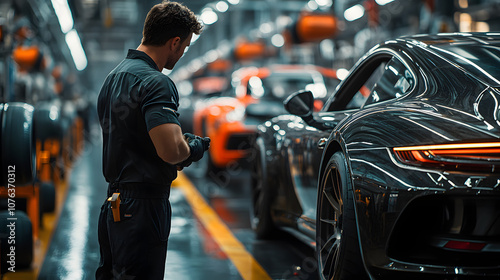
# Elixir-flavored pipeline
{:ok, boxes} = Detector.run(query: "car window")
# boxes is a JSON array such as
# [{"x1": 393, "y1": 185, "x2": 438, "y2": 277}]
[
  {"x1": 362, "y1": 57, "x2": 414, "y2": 107},
  {"x1": 323, "y1": 53, "x2": 392, "y2": 112},
  {"x1": 345, "y1": 63, "x2": 386, "y2": 109}
]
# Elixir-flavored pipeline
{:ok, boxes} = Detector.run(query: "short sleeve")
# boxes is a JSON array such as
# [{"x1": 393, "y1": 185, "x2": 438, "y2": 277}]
[
  {"x1": 144, "y1": 103, "x2": 180, "y2": 131},
  {"x1": 141, "y1": 76, "x2": 181, "y2": 131}
]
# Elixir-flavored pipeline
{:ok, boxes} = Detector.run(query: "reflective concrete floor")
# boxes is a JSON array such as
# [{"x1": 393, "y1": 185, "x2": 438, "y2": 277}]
[{"x1": 24, "y1": 132, "x2": 319, "y2": 280}]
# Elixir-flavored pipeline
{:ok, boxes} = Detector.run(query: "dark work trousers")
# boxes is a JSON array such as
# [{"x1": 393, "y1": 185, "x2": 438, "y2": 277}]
[{"x1": 96, "y1": 183, "x2": 171, "y2": 280}]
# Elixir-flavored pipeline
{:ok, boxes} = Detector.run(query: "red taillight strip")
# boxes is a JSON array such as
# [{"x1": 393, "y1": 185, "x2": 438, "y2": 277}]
[
  {"x1": 432, "y1": 148, "x2": 500, "y2": 155},
  {"x1": 431, "y1": 148, "x2": 500, "y2": 161},
  {"x1": 393, "y1": 142, "x2": 500, "y2": 172},
  {"x1": 394, "y1": 142, "x2": 500, "y2": 151}
]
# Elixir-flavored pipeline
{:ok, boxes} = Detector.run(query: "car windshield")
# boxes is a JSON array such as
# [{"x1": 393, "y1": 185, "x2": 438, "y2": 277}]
[
  {"x1": 248, "y1": 72, "x2": 319, "y2": 101},
  {"x1": 430, "y1": 44, "x2": 500, "y2": 87}
]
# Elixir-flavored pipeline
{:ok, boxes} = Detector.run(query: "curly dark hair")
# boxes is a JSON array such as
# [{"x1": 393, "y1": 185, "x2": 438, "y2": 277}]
[{"x1": 142, "y1": 1, "x2": 202, "y2": 46}]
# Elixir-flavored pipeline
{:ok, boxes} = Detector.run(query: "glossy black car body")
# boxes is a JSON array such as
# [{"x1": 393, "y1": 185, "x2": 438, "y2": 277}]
[{"x1": 251, "y1": 33, "x2": 500, "y2": 279}]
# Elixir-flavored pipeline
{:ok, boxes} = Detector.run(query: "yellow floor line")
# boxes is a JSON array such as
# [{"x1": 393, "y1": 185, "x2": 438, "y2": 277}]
[{"x1": 173, "y1": 172, "x2": 272, "y2": 280}]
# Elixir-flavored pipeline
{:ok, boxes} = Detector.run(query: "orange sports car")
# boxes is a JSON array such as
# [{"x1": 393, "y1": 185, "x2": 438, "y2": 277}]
[{"x1": 191, "y1": 64, "x2": 340, "y2": 175}]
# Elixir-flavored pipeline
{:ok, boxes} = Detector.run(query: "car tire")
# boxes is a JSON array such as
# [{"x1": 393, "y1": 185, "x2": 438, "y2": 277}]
[
  {"x1": 34, "y1": 102, "x2": 64, "y2": 141},
  {"x1": 316, "y1": 152, "x2": 368, "y2": 280},
  {"x1": 1, "y1": 103, "x2": 36, "y2": 186},
  {"x1": 249, "y1": 137, "x2": 277, "y2": 239},
  {"x1": 0, "y1": 210, "x2": 33, "y2": 271}
]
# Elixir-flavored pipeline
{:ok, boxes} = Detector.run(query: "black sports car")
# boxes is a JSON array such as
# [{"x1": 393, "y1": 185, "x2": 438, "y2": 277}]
[{"x1": 250, "y1": 33, "x2": 500, "y2": 280}]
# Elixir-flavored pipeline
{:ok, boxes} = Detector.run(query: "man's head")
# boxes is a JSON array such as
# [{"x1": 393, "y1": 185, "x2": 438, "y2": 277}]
[{"x1": 142, "y1": 1, "x2": 202, "y2": 47}]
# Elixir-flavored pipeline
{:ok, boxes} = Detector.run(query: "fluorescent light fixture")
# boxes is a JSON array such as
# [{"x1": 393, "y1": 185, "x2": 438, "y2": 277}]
[
  {"x1": 375, "y1": 0, "x2": 395, "y2": 5},
  {"x1": 344, "y1": 4, "x2": 365, "y2": 22},
  {"x1": 65, "y1": 29, "x2": 87, "y2": 71},
  {"x1": 51, "y1": 0, "x2": 74, "y2": 33},
  {"x1": 200, "y1": 8, "x2": 218, "y2": 25}
]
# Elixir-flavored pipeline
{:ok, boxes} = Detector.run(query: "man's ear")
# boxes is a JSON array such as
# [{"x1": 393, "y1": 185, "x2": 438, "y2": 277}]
[{"x1": 168, "y1": 36, "x2": 182, "y2": 50}]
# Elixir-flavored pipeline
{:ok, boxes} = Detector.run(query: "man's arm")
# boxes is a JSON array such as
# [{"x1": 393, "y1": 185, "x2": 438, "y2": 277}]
[{"x1": 149, "y1": 123, "x2": 190, "y2": 165}]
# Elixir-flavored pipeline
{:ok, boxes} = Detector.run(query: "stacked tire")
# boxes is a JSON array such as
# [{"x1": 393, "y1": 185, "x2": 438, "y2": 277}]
[
  {"x1": 1, "y1": 103, "x2": 36, "y2": 186},
  {"x1": 34, "y1": 101, "x2": 64, "y2": 215},
  {"x1": 0, "y1": 102, "x2": 36, "y2": 273}
]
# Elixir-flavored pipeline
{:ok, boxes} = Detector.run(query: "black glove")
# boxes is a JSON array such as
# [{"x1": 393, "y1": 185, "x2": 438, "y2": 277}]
[{"x1": 177, "y1": 133, "x2": 210, "y2": 169}]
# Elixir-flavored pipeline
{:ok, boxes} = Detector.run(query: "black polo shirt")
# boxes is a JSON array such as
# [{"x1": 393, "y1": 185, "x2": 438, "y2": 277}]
[{"x1": 97, "y1": 49, "x2": 180, "y2": 187}]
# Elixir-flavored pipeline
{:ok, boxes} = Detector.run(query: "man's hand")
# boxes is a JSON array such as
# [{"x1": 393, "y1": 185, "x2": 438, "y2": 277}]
[{"x1": 176, "y1": 133, "x2": 210, "y2": 170}]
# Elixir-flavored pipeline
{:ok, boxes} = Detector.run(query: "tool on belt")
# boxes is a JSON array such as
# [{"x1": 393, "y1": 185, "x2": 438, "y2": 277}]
[{"x1": 108, "y1": 193, "x2": 121, "y2": 222}]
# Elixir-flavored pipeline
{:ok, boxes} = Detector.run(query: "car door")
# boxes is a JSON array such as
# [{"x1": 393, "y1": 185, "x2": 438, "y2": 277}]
[{"x1": 286, "y1": 51, "x2": 414, "y2": 234}]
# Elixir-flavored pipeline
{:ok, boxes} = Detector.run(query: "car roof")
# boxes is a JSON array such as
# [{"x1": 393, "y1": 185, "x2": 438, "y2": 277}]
[
  {"x1": 402, "y1": 32, "x2": 500, "y2": 46},
  {"x1": 394, "y1": 33, "x2": 500, "y2": 87}
]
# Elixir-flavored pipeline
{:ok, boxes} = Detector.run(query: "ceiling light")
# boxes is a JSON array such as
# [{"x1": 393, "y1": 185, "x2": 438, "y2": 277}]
[
  {"x1": 271, "y1": 34, "x2": 285, "y2": 47},
  {"x1": 51, "y1": 0, "x2": 74, "y2": 33},
  {"x1": 65, "y1": 29, "x2": 87, "y2": 71},
  {"x1": 344, "y1": 4, "x2": 365, "y2": 22},
  {"x1": 307, "y1": 1, "x2": 319, "y2": 10},
  {"x1": 315, "y1": 0, "x2": 332, "y2": 7},
  {"x1": 375, "y1": 0, "x2": 395, "y2": 6},
  {"x1": 216, "y1": 1, "x2": 229, "y2": 12},
  {"x1": 200, "y1": 8, "x2": 218, "y2": 25}
]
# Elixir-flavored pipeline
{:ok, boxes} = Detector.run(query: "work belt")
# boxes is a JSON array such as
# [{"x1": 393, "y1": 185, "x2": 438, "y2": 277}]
[
  {"x1": 107, "y1": 182, "x2": 170, "y2": 199},
  {"x1": 107, "y1": 182, "x2": 170, "y2": 222}
]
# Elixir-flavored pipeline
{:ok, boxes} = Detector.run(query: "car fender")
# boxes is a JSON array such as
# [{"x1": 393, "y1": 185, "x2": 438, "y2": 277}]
[
  {"x1": 257, "y1": 115, "x2": 304, "y2": 219},
  {"x1": 318, "y1": 131, "x2": 370, "y2": 270}
]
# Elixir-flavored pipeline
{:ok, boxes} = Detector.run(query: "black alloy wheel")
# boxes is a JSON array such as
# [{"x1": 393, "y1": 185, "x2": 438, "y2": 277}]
[
  {"x1": 316, "y1": 152, "x2": 367, "y2": 280},
  {"x1": 249, "y1": 137, "x2": 276, "y2": 239}
]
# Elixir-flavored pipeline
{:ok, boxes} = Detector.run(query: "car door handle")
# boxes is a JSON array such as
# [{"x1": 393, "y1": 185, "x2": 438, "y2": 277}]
[{"x1": 318, "y1": 138, "x2": 328, "y2": 149}]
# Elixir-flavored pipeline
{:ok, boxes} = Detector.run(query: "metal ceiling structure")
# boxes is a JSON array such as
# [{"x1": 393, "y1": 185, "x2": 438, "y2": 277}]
[
  {"x1": 5, "y1": 0, "x2": 215, "y2": 94},
  {"x1": 69, "y1": 0, "x2": 215, "y2": 93},
  {"x1": 5, "y1": 0, "x2": 500, "y2": 97}
]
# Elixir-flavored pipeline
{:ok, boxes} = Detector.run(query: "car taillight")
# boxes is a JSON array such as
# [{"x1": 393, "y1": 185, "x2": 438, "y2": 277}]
[
  {"x1": 393, "y1": 142, "x2": 500, "y2": 173},
  {"x1": 444, "y1": 240, "x2": 486, "y2": 251}
]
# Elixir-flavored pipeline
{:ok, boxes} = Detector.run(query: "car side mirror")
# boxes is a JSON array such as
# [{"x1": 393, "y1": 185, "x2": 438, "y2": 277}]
[
  {"x1": 284, "y1": 90, "x2": 329, "y2": 130},
  {"x1": 284, "y1": 90, "x2": 314, "y2": 118}
]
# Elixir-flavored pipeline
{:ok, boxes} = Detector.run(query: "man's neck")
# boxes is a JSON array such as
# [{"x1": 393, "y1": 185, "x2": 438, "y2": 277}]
[{"x1": 136, "y1": 44, "x2": 165, "y2": 71}]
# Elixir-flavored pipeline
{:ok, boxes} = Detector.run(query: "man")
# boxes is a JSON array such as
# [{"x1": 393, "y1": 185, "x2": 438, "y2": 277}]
[{"x1": 96, "y1": 2, "x2": 208, "y2": 279}]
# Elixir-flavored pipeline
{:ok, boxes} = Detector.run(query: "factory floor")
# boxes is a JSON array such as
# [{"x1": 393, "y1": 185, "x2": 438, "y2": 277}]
[{"x1": 2, "y1": 128, "x2": 318, "y2": 280}]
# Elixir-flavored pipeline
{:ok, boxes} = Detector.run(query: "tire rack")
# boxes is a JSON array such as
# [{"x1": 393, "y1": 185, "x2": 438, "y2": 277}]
[{"x1": 0, "y1": 102, "x2": 85, "y2": 274}]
